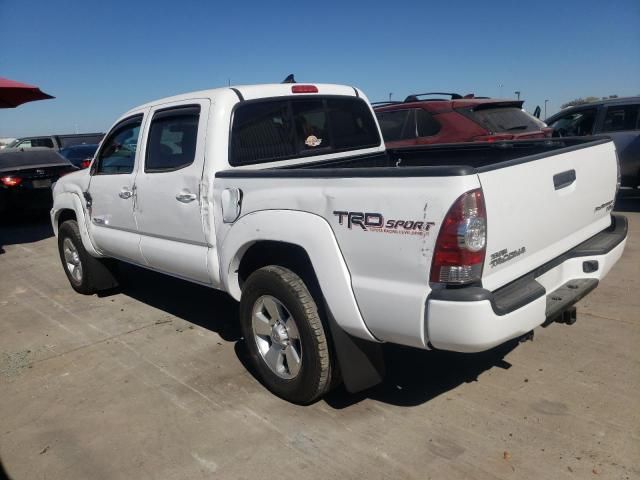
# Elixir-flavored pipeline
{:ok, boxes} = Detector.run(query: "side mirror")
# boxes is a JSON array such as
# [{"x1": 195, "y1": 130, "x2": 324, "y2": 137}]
[{"x1": 533, "y1": 106, "x2": 541, "y2": 119}]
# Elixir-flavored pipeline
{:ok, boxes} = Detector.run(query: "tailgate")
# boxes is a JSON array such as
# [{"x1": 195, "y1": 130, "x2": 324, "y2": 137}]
[{"x1": 479, "y1": 139, "x2": 618, "y2": 291}]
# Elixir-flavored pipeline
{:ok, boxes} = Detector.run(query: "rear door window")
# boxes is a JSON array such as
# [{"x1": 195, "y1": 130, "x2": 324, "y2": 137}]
[
  {"x1": 145, "y1": 106, "x2": 200, "y2": 172},
  {"x1": 231, "y1": 96, "x2": 380, "y2": 165},
  {"x1": 602, "y1": 105, "x2": 640, "y2": 132},
  {"x1": 465, "y1": 106, "x2": 543, "y2": 133}
]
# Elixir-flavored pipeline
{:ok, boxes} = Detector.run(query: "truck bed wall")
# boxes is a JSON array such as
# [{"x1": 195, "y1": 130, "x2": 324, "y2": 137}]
[{"x1": 283, "y1": 137, "x2": 608, "y2": 173}]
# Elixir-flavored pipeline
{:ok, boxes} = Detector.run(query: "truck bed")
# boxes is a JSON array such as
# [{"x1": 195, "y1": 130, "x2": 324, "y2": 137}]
[{"x1": 275, "y1": 137, "x2": 610, "y2": 175}]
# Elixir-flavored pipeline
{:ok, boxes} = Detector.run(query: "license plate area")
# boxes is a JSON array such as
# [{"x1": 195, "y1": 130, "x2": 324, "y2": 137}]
[{"x1": 32, "y1": 179, "x2": 52, "y2": 189}]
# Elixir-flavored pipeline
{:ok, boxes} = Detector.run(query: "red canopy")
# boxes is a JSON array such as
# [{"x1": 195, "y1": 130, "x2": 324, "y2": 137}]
[{"x1": 0, "y1": 77, "x2": 54, "y2": 108}]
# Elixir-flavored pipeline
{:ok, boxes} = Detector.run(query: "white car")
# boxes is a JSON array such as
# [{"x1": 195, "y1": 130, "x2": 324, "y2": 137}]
[{"x1": 51, "y1": 83, "x2": 627, "y2": 403}]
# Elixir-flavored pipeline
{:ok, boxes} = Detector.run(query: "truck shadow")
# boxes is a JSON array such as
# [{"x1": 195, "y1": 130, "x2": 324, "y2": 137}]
[
  {"x1": 0, "y1": 211, "x2": 53, "y2": 255},
  {"x1": 323, "y1": 340, "x2": 519, "y2": 408},
  {"x1": 113, "y1": 263, "x2": 520, "y2": 408},
  {"x1": 111, "y1": 263, "x2": 241, "y2": 342},
  {"x1": 0, "y1": 458, "x2": 12, "y2": 480},
  {"x1": 114, "y1": 263, "x2": 522, "y2": 408}
]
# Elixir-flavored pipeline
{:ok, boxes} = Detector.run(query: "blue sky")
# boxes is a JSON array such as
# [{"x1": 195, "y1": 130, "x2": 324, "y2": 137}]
[{"x1": 1, "y1": 0, "x2": 639, "y2": 137}]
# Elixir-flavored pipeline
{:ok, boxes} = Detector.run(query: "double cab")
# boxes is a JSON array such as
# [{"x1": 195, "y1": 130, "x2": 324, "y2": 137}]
[{"x1": 51, "y1": 83, "x2": 627, "y2": 403}]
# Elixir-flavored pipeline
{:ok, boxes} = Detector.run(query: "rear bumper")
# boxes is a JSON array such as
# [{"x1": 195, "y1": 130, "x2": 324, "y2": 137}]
[{"x1": 426, "y1": 215, "x2": 628, "y2": 353}]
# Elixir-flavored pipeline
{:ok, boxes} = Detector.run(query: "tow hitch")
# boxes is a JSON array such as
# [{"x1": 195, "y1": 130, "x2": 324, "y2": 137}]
[
  {"x1": 555, "y1": 306, "x2": 577, "y2": 325},
  {"x1": 542, "y1": 305, "x2": 578, "y2": 327},
  {"x1": 542, "y1": 278, "x2": 597, "y2": 327}
]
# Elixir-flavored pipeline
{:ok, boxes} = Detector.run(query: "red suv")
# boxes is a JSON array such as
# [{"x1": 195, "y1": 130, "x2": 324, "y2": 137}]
[{"x1": 373, "y1": 92, "x2": 550, "y2": 147}]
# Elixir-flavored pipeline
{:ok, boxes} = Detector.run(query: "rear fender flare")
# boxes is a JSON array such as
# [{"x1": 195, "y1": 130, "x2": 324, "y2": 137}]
[{"x1": 219, "y1": 210, "x2": 378, "y2": 342}]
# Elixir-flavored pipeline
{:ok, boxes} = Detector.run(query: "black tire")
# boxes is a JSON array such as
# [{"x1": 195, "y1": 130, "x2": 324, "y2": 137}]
[
  {"x1": 58, "y1": 220, "x2": 118, "y2": 294},
  {"x1": 240, "y1": 265, "x2": 333, "y2": 404}
]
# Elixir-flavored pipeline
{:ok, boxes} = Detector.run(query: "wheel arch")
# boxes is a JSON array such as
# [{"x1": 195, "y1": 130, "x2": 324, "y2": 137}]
[
  {"x1": 219, "y1": 210, "x2": 378, "y2": 342},
  {"x1": 238, "y1": 241, "x2": 320, "y2": 295},
  {"x1": 51, "y1": 191, "x2": 101, "y2": 256}
]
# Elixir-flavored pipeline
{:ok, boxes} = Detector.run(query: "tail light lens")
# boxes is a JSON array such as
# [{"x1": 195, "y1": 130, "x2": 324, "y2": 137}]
[
  {"x1": 80, "y1": 158, "x2": 92, "y2": 169},
  {"x1": 1, "y1": 175, "x2": 22, "y2": 187},
  {"x1": 430, "y1": 188, "x2": 487, "y2": 284}
]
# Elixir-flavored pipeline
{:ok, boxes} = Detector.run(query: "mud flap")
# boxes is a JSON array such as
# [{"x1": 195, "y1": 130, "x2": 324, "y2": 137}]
[
  {"x1": 91, "y1": 257, "x2": 120, "y2": 291},
  {"x1": 324, "y1": 303, "x2": 385, "y2": 393}
]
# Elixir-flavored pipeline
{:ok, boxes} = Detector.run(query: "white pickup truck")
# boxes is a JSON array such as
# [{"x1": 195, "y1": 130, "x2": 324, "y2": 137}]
[{"x1": 51, "y1": 83, "x2": 627, "y2": 404}]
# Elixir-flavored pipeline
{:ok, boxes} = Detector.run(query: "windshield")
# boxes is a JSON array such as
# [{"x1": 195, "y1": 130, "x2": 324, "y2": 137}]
[
  {"x1": 4, "y1": 139, "x2": 20, "y2": 148},
  {"x1": 464, "y1": 106, "x2": 544, "y2": 133}
]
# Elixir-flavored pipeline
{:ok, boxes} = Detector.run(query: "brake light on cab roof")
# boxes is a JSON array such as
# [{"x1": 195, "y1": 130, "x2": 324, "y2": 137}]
[{"x1": 291, "y1": 85, "x2": 318, "y2": 94}]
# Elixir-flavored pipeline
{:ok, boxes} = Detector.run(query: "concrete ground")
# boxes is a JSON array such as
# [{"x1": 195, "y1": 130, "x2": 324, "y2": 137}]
[{"x1": 1, "y1": 195, "x2": 639, "y2": 480}]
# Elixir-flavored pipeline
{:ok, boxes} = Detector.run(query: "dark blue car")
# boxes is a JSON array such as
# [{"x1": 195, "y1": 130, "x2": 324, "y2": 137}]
[{"x1": 546, "y1": 97, "x2": 640, "y2": 188}]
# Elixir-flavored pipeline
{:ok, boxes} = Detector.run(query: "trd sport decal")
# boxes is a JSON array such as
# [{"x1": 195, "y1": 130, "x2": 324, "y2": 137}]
[{"x1": 333, "y1": 211, "x2": 435, "y2": 236}]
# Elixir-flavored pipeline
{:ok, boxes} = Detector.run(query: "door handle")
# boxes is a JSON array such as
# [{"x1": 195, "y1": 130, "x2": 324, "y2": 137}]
[
  {"x1": 553, "y1": 169, "x2": 576, "y2": 190},
  {"x1": 176, "y1": 191, "x2": 197, "y2": 203},
  {"x1": 119, "y1": 188, "x2": 133, "y2": 199}
]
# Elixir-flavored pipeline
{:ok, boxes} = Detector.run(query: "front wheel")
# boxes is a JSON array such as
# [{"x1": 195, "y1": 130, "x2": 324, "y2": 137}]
[
  {"x1": 58, "y1": 220, "x2": 118, "y2": 294},
  {"x1": 239, "y1": 266, "x2": 334, "y2": 404}
]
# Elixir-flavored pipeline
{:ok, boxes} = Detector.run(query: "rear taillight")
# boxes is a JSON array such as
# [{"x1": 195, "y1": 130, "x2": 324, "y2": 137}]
[
  {"x1": 80, "y1": 158, "x2": 92, "y2": 169},
  {"x1": 1, "y1": 175, "x2": 22, "y2": 187},
  {"x1": 430, "y1": 188, "x2": 487, "y2": 284}
]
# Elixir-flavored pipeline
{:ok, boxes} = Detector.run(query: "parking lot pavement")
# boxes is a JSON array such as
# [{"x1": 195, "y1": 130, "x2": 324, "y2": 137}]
[{"x1": 1, "y1": 206, "x2": 639, "y2": 480}]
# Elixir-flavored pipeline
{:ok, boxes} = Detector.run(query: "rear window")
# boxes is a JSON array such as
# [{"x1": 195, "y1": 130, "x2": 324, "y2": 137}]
[
  {"x1": 230, "y1": 96, "x2": 380, "y2": 166},
  {"x1": 60, "y1": 145, "x2": 98, "y2": 161},
  {"x1": 59, "y1": 135, "x2": 104, "y2": 148},
  {"x1": 464, "y1": 107, "x2": 542, "y2": 134}
]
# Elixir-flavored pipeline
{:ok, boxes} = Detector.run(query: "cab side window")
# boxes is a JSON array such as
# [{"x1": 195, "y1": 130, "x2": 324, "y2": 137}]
[
  {"x1": 602, "y1": 105, "x2": 640, "y2": 132},
  {"x1": 95, "y1": 116, "x2": 142, "y2": 174},
  {"x1": 145, "y1": 106, "x2": 201, "y2": 172},
  {"x1": 375, "y1": 110, "x2": 415, "y2": 141},
  {"x1": 549, "y1": 108, "x2": 597, "y2": 136},
  {"x1": 416, "y1": 109, "x2": 441, "y2": 137},
  {"x1": 32, "y1": 137, "x2": 54, "y2": 148}
]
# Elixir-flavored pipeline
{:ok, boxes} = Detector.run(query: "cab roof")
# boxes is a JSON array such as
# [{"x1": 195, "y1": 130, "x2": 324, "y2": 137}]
[{"x1": 123, "y1": 83, "x2": 362, "y2": 116}]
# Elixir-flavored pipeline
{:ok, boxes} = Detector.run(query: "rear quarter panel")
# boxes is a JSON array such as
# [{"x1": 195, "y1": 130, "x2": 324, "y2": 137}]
[{"x1": 214, "y1": 174, "x2": 479, "y2": 348}]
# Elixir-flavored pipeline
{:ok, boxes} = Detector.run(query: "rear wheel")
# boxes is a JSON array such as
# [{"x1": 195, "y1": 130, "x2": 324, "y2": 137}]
[{"x1": 240, "y1": 266, "x2": 333, "y2": 404}]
